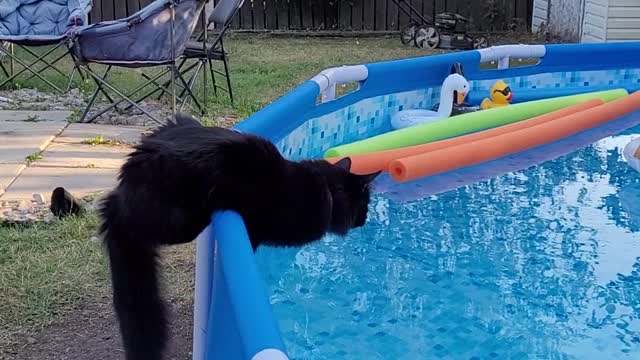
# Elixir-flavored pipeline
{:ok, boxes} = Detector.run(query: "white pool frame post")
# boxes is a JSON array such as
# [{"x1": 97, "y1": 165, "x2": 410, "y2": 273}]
[
  {"x1": 477, "y1": 44, "x2": 547, "y2": 70},
  {"x1": 311, "y1": 46, "x2": 547, "y2": 102},
  {"x1": 312, "y1": 65, "x2": 369, "y2": 104}
]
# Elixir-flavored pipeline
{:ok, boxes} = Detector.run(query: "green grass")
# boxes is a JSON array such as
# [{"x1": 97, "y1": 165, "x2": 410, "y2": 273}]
[
  {"x1": 2, "y1": 34, "x2": 544, "y2": 123},
  {"x1": 24, "y1": 152, "x2": 43, "y2": 165},
  {"x1": 81, "y1": 134, "x2": 121, "y2": 146},
  {"x1": 215, "y1": 35, "x2": 437, "y2": 119},
  {"x1": 0, "y1": 215, "x2": 106, "y2": 344},
  {"x1": 1, "y1": 35, "x2": 433, "y2": 122}
]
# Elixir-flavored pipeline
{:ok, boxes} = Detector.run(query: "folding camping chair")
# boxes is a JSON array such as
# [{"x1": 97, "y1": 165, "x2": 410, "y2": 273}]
[
  {"x1": 0, "y1": 0, "x2": 91, "y2": 93},
  {"x1": 129, "y1": 0, "x2": 243, "y2": 112},
  {"x1": 69, "y1": 0, "x2": 207, "y2": 124},
  {"x1": 182, "y1": 0, "x2": 243, "y2": 104}
]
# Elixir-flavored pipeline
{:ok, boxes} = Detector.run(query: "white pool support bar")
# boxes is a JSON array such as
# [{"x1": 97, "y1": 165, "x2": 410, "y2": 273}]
[
  {"x1": 311, "y1": 65, "x2": 369, "y2": 103},
  {"x1": 310, "y1": 45, "x2": 547, "y2": 104},
  {"x1": 478, "y1": 44, "x2": 547, "y2": 69}
]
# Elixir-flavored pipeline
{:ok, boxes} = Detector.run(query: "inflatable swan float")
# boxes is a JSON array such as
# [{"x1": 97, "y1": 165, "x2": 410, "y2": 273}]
[
  {"x1": 624, "y1": 137, "x2": 640, "y2": 173},
  {"x1": 391, "y1": 73, "x2": 470, "y2": 130}
]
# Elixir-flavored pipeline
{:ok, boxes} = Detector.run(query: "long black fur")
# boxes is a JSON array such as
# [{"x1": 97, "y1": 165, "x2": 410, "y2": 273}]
[{"x1": 100, "y1": 113, "x2": 380, "y2": 360}]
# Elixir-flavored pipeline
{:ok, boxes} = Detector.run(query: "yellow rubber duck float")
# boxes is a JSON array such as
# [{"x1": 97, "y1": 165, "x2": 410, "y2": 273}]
[{"x1": 481, "y1": 80, "x2": 513, "y2": 110}]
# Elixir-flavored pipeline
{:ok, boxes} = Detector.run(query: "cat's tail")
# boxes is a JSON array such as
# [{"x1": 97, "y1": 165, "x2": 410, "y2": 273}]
[{"x1": 101, "y1": 192, "x2": 167, "y2": 360}]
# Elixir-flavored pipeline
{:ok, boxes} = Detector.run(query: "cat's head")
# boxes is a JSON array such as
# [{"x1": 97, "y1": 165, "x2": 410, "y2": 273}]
[{"x1": 325, "y1": 157, "x2": 381, "y2": 235}]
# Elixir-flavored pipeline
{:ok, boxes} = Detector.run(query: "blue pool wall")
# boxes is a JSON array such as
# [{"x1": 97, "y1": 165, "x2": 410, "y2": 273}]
[
  {"x1": 198, "y1": 42, "x2": 640, "y2": 360},
  {"x1": 235, "y1": 42, "x2": 640, "y2": 162},
  {"x1": 204, "y1": 212, "x2": 288, "y2": 360}
]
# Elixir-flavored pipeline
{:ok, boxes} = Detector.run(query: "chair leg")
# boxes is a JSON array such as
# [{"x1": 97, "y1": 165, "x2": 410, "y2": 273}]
[
  {"x1": 222, "y1": 55, "x2": 233, "y2": 104},
  {"x1": 169, "y1": 4, "x2": 177, "y2": 117},
  {"x1": 208, "y1": 59, "x2": 218, "y2": 97},
  {"x1": 20, "y1": 46, "x2": 70, "y2": 81},
  {"x1": 0, "y1": 45, "x2": 64, "y2": 93},
  {"x1": 66, "y1": 66, "x2": 76, "y2": 92},
  {"x1": 87, "y1": 66, "x2": 117, "y2": 105},
  {"x1": 123, "y1": 66, "x2": 193, "y2": 113},
  {"x1": 177, "y1": 61, "x2": 202, "y2": 101},
  {"x1": 132, "y1": 72, "x2": 171, "y2": 105},
  {"x1": 219, "y1": 39, "x2": 234, "y2": 104},
  {"x1": 82, "y1": 66, "x2": 175, "y2": 125},
  {"x1": 3, "y1": 45, "x2": 59, "y2": 81},
  {"x1": 0, "y1": 43, "x2": 9, "y2": 78},
  {"x1": 80, "y1": 66, "x2": 113, "y2": 123},
  {"x1": 5, "y1": 45, "x2": 74, "y2": 92},
  {"x1": 0, "y1": 62, "x2": 8, "y2": 78},
  {"x1": 9, "y1": 43, "x2": 14, "y2": 78},
  {"x1": 203, "y1": 59, "x2": 208, "y2": 112},
  {"x1": 0, "y1": 44, "x2": 80, "y2": 93},
  {"x1": 176, "y1": 63, "x2": 205, "y2": 114},
  {"x1": 144, "y1": 58, "x2": 188, "y2": 102},
  {"x1": 84, "y1": 68, "x2": 163, "y2": 125}
]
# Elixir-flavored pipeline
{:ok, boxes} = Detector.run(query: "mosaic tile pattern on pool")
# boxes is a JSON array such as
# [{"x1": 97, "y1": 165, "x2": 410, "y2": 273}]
[
  {"x1": 258, "y1": 130, "x2": 640, "y2": 359},
  {"x1": 278, "y1": 87, "x2": 440, "y2": 161},
  {"x1": 470, "y1": 68, "x2": 640, "y2": 93},
  {"x1": 277, "y1": 68, "x2": 640, "y2": 161}
]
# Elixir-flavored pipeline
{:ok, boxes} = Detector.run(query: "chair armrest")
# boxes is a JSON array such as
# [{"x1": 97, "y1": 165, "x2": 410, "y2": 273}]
[
  {"x1": 67, "y1": 0, "x2": 93, "y2": 27},
  {"x1": 78, "y1": 0, "x2": 93, "y2": 16}
]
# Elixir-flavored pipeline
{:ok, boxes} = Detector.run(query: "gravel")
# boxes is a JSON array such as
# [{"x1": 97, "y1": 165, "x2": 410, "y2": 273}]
[
  {"x1": 0, "y1": 88, "x2": 170, "y2": 128},
  {"x1": 0, "y1": 191, "x2": 106, "y2": 225},
  {"x1": 0, "y1": 88, "x2": 232, "y2": 128}
]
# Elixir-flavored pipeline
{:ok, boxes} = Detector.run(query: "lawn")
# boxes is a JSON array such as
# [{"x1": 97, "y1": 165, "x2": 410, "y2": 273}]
[
  {"x1": 0, "y1": 35, "x2": 433, "y2": 354},
  {"x1": 0, "y1": 215, "x2": 105, "y2": 346},
  {"x1": 4, "y1": 35, "x2": 432, "y2": 120},
  {"x1": 219, "y1": 35, "x2": 431, "y2": 117}
]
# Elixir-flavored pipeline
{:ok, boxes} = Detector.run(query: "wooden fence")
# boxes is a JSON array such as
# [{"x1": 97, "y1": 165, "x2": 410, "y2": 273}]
[{"x1": 91, "y1": 0, "x2": 534, "y2": 32}]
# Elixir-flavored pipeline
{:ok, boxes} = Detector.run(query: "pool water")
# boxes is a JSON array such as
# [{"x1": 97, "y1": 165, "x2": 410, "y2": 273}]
[{"x1": 256, "y1": 124, "x2": 640, "y2": 359}]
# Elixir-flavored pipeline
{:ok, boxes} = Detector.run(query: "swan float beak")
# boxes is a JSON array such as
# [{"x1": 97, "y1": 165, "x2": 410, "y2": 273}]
[{"x1": 456, "y1": 91, "x2": 467, "y2": 105}]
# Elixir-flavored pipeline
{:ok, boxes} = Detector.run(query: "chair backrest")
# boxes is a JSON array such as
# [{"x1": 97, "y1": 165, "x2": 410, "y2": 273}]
[
  {"x1": 208, "y1": 0, "x2": 244, "y2": 26},
  {"x1": 0, "y1": 0, "x2": 88, "y2": 36},
  {"x1": 73, "y1": 0, "x2": 206, "y2": 65}
]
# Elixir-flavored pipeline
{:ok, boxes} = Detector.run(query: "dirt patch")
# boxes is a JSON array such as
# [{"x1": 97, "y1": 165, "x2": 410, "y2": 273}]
[
  {"x1": 3, "y1": 297, "x2": 194, "y2": 360},
  {"x1": 1, "y1": 242, "x2": 197, "y2": 360}
]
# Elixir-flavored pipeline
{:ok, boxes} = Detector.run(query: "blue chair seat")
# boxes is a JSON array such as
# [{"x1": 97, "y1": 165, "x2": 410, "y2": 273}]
[{"x1": 0, "y1": 0, "x2": 91, "y2": 91}]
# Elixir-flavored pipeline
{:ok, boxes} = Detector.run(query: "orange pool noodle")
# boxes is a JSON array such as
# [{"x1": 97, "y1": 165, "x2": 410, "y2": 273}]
[
  {"x1": 389, "y1": 91, "x2": 640, "y2": 182},
  {"x1": 326, "y1": 100, "x2": 603, "y2": 175}
]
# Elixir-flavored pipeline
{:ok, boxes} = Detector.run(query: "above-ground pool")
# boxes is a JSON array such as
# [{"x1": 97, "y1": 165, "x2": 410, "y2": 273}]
[{"x1": 194, "y1": 42, "x2": 640, "y2": 360}]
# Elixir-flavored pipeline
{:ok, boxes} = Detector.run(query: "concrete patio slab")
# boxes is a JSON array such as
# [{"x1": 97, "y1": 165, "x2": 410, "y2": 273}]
[
  {"x1": 0, "y1": 167, "x2": 118, "y2": 200},
  {"x1": 34, "y1": 142, "x2": 131, "y2": 169},
  {"x1": 0, "y1": 110, "x2": 71, "y2": 122},
  {"x1": 57, "y1": 123, "x2": 147, "y2": 145},
  {"x1": 0, "y1": 163, "x2": 25, "y2": 196},
  {"x1": 0, "y1": 121, "x2": 67, "y2": 164}
]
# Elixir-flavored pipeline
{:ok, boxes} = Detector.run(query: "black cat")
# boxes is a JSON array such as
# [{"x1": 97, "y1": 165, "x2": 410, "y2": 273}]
[
  {"x1": 100, "y1": 113, "x2": 380, "y2": 360},
  {"x1": 50, "y1": 187, "x2": 84, "y2": 218}
]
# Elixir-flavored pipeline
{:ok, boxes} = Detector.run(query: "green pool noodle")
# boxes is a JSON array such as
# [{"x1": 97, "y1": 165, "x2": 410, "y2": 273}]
[{"x1": 324, "y1": 88, "x2": 629, "y2": 158}]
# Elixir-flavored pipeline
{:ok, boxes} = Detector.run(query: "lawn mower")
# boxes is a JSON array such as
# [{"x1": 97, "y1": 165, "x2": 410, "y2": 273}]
[{"x1": 393, "y1": 0, "x2": 489, "y2": 50}]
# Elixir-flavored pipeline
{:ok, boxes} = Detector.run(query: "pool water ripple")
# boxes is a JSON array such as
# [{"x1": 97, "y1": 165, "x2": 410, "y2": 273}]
[{"x1": 257, "y1": 126, "x2": 640, "y2": 359}]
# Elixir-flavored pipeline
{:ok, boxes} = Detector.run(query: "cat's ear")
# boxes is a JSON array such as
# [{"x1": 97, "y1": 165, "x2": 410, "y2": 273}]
[
  {"x1": 173, "y1": 112, "x2": 202, "y2": 127},
  {"x1": 334, "y1": 157, "x2": 352, "y2": 172},
  {"x1": 359, "y1": 170, "x2": 382, "y2": 185}
]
